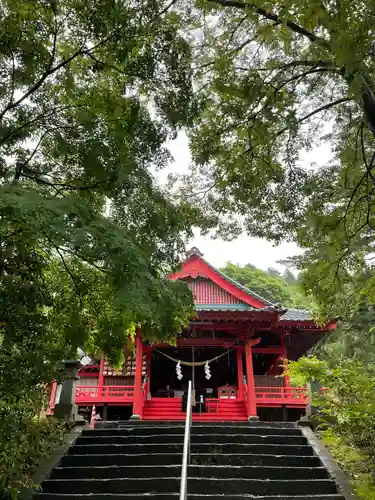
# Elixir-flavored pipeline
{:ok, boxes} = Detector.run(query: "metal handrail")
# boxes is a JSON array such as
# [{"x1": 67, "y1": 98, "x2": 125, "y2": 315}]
[{"x1": 180, "y1": 380, "x2": 192, "y2": 500}]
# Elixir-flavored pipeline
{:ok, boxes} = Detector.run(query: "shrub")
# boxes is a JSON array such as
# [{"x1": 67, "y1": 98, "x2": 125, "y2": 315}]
[
  {"x1": 288, "y1": 356, "x2": 375, "y2": 461},
  {"x1": 0, "y1": 397, "x2": 69, "y2": 499}
]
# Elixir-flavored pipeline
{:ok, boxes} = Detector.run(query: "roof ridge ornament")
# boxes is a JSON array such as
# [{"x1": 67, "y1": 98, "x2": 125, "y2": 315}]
[{"x1": 186, "y1": 247, "x2": 203, "y2": 258}]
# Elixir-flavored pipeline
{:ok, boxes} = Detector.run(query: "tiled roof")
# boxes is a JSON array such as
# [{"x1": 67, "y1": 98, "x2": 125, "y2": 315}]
[
  {"x1": 186, "y1": 249, "x2": 311, "y2": 322},
  {"x1": 280, "y1": 308, "x2": 312, "y2": 321},
  {"x1": 195, "y1": 304, "x2": 284, "y2": 313}
]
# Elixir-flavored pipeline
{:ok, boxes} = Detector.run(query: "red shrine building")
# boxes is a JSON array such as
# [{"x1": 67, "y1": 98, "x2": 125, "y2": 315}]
[{"x1": 49, "y1": 248, "x2": 336, "y2": 422}]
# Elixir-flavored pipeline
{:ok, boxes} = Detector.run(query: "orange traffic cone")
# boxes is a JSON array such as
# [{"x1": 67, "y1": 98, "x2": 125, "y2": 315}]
[{"x1": 90, "y1": 405, "x2": 96, "y2": 429}]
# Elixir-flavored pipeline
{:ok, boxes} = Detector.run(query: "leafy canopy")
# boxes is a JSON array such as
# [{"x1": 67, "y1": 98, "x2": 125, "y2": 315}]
[
  {"x1": 0, "y1": 0, "x2": 202, "y2": 397},
  {"x1": 220, "y1": 261, "x2": 313, "y2": 308},
  {"x1": 175, "y1": 0, "x2": 375, "y2": 317}
]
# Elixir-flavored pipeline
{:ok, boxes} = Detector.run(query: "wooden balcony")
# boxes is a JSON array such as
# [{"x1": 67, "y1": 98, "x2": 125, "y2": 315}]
[
  {"x1": 255, "y1": 386, "x2": 308, "y2": 407},
  {"x1": 75, "y1": 385, "x2": 134, "y2": 405}
]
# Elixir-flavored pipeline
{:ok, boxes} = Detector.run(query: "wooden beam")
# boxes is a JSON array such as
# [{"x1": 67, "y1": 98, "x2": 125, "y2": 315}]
[{"x1": 252, "y1": 347, "x2": 283, "y2": 354}]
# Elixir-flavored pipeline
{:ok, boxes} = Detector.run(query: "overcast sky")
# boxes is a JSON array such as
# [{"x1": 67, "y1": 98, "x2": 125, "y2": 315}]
[{"x1": 160, "y1": 131, "x2": 331, "y2": 272}]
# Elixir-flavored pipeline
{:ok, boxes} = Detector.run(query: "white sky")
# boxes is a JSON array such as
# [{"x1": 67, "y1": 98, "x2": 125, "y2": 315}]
[{"x1": 161, "y1": 131, "x2": 331, "y2": 272}]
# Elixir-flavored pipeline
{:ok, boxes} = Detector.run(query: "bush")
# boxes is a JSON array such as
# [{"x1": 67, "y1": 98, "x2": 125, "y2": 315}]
[
  {"x1": 0, "y1": 397, "x2": 69, "y2": 499},
  {"x1": 288, "y1": 356, "x2": 375, "y2": 462}
]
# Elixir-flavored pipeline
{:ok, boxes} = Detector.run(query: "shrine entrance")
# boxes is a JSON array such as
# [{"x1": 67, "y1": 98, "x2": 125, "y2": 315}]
[{"x1": 150, "y1": 346, "x2": 238, "y2": 400}]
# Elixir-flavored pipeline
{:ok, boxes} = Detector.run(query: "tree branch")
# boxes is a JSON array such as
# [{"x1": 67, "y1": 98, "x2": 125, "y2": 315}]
[
  {"x1": 0, "y1": 48, "x2": 86, "y2": 121},
  {"x1": 277, "y1": 98, "x2": 351, "y2": 136},
  {"x1": 159, "y1": 0, "x2": 179, "y2": 15},
  {"x1": 0, "y1": 26, "x2": 125, "y2": 122},
  {"x1": 12, "y1": 129, "x2": 52, "y2": 184},
  {"x1": 276, "y1": 67, "x2": 340, "y2": 88},
  {"x1": 209, "y1": 0, "x2": 331, "y2": 48},
  {"x1": 20, "y1": 171, "x2": 109, "y2": 193}
]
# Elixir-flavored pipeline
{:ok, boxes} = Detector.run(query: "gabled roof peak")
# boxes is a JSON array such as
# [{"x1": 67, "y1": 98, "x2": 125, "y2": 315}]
[{"x1": 186, "y1": 247, "x2": 203, "y2": 258}]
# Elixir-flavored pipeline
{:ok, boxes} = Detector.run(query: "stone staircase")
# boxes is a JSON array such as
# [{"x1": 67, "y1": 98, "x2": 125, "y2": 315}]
[{"x1": 34, "y1": 422, "x2": 344, "y2": 500}]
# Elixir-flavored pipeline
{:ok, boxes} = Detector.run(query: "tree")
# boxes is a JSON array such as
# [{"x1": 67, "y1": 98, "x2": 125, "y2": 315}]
[
  {"x1": 288, "y1": 356, "x2": 375, "y2": 462},
  {"x1": 0, "y1": 0, "x2": 202, "y2": 397},
  {"x1": 267, "y1": 267, "x2": 281, "y2": 278},
  {"x1": 175, "y1": 0, "x2": 375, "y2": 317},
  {"x1": 221, "y1": 261, "x2": 306, "y2": 306},
  {"x1": 221, "y1": 261, "x2": 313, "y2": 308},
  {"x1": 283, "y1": 269, "x2": 297, "y2": 285}
]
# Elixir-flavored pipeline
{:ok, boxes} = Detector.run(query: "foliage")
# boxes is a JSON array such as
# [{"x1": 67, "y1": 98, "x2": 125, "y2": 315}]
[
  {"x1": 172, "y1": 0, "x2": 375, "y2": 317},
  {"x1": 0, "y1": 0, "x2": 203, "y2": 403},
  {"x1": 321, "y1": 429, "x2": 375, "y2": 500},
  {"x1": 220, "y1": 261, "x2": 313, "y2": 308},
  {"x1": 0, "y1": 395, "x2": 69, "y2": 498},
  {"x1": 0, "y1": 3, "x2": 201, "y2": 492},
  {"x1": 313, "y1": 306, "x2": 375, "y2": 366},
  {"x1": 288, "y1": 356, "x2": 375, "y2": 462}
]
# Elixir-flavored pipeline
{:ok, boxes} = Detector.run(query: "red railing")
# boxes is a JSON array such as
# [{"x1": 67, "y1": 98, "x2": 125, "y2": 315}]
[
  {"x1": 75, "y1": 385, "x2": 134, "y2": 404},
  {"x1": 255, "y1": 386, "x2": 308, "y2": 406}
]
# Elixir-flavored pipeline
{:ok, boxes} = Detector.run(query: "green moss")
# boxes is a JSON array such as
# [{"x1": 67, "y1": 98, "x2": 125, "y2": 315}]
[{"x1": 321, "y1": 429, "x2": 375, "y2": 500}]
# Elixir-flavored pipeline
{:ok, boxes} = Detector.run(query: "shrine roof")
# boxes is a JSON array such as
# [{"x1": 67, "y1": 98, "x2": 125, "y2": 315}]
[
  {"x1": 172, "y1": 248, "x2": 331, "y2": 328},
  {"x1": 195, "y1": 304, "x2": 283, "y2": 313},
  {"x1": 280, "y1": 308, "x2": 311, "y2": 321},
  {"x1": 170, "y1": 247, "x2": 277, "y2": 309}
]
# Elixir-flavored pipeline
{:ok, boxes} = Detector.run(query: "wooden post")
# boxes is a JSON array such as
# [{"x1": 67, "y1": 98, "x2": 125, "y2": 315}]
[
  {"x1": 281, "y1": 332, "x2": 290, "y2": 388},
  {"x1": 49, "y1": 381, "x2": 57, "y2": 410},
  {"x1": 98, "y1": 357, "x2": 104, "y2": 388},
  {"x1": 245, "y1": 339, "x2": 258, "y2": 420},
  {"x1": 283, "y1": 356, "x2": 290, "y2": 389},
  {"x1": 236, "y1": 348, "x2": 244, "y2": 400},
  {"x1": 131, "y1": 332, "x2": 143, "y2": 420},
  {"x1": 146, "y1": 350, "x2": 152, "y2": 397}
]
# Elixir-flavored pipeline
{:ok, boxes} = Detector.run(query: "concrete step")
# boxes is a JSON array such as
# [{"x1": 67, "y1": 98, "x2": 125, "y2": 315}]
[
  {"x1": 69, "y1": 442, "x2": 314, "y2": 456},
  {"x1": 51, "y1": 464, "x2": 328, "y2": 480},
  {"x1": 61, "y1": 453, "x2": 183, "y2": 467},
  {"x1": 111, "y1": 421, "x2": 296, "y2": 428},
  {"x1": 41, "y1": 478, "x2": 337, "y2": 495},
  {"x1": 34, "y1": 495, "x2": 345, "y2": 500},
  {"x1": 75, "y1": 433, "x2": 307, "y2": 445},
  {"x1": 62, "y1": 452, "x2": 321, "y2": 468},
  {"x1": 84, "y1": 425, "x2": 302, "y2": 436}
]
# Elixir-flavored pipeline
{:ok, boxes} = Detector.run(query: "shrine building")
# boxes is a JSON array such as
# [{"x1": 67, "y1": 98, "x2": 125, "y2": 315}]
[{"x1": 49, "y1": 248, "x2": 336, "y2": 422}]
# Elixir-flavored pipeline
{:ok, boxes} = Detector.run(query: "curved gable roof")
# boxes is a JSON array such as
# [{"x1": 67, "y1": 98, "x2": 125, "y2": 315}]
[{"x1": 170, "y1": 248, "x2": 276, "y2": 309}]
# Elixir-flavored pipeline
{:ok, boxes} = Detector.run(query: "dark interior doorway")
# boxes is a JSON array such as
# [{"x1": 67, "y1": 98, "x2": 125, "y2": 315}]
[{"x1": 150, "y1": 346, "x2": 238, "y2": 398}]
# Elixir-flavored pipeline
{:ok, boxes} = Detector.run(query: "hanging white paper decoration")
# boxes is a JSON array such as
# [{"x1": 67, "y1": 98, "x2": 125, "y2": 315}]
[
  {"x1": 176, "y1": 360, "x2": 183, "y2": 380},
  {"x1": 204, "y1": 361, "x2": 211, "y2": 380}
]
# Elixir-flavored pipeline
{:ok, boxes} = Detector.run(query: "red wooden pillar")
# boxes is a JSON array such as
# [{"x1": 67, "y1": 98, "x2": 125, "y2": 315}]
[
  {"x1": 131, "y1": 332, "x2": 144, "y2": 419},
  {"x1": 281, "y1": 333, "x2": 290, "y2": 389},
  {"x1": 245, "y1": 339, "x2": 258, "y2": 420},
  {"x1": 236, "y1": 348, "x2": 244, "y2": 400},
  {"x1": 283, "y1": 355, "x2": 290, "y2": 389},
  {"x1": 98, "y1": 357, "x2": 104, "y2": 387},
  {"x1": 147, "y1": 349, "x2": 152, "y2": 396}
]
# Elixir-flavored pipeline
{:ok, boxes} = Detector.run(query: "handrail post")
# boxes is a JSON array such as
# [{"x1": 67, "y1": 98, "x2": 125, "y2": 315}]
[{"x1": 180, "y1": 380, "x2": 192, "y2": 500}]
